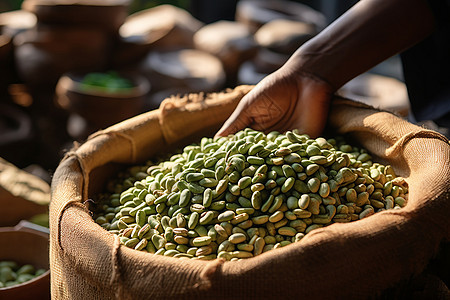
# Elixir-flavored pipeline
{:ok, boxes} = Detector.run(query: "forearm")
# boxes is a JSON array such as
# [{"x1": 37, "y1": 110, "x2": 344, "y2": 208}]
[{"x1": 284, "y1": 0, "x2": 436, "y2": 91}]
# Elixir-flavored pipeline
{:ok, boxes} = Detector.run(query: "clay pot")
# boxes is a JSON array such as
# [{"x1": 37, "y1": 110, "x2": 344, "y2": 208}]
[
  {"x1": 0, "y1": 221, "x2": 50, "y2": 300},
  {"x1": 235, "y1": 0, "x2": 326, "y2": 33},
  {"x1": 0, "y1": 34, "x2": 13, "y2": 98},
  {"x1": 339, "y1": 73, "x2": 410, "y2": 117},
  {"x1": 0, "y1": 156, "x2": 50, "y2": 226},
  {"x1": 0, "y1": 35, "x2": 13, "y2": 63},
  {"x1": 193, "y1": 20, "x2": 257, "y2": 86},
  {"x1": 112, "y1": 5, "x2": 203, "y2": 67},
  {"x1": 0, "y1": 103, "x2": 36, "y2": 168},
  {"x1": 14, "y1": 27, "x2": 110, "y2": 89},
  {"x1": 237, "y1": 60, "x2": 267, "y2": 85},
  {"x1": 55, "y1": 71, "x2": 150, "y2": 140},
  {"x1": 119, "y1": 4, "x2": 203, "y2": 50},
  {"x1": 21, "y1": 0, "x2": 130, "y2": 32},
  {"x1": 140, "y1": 49, "x2": 225, "y2": 94},
  {"x1": 237, "y1": 48, "x2": 290, "y2": 85},
  {"x1": 254, "y1": 19, "x2": 316, "y2": 55},
  {"x1": 0, "y1": 10, "x2": 37, "y2": 37}
]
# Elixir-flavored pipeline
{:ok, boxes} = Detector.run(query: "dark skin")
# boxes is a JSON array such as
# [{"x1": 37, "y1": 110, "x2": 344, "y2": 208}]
[{"x1": 216, "y1": 0, "x2": 436, "y2": 138}]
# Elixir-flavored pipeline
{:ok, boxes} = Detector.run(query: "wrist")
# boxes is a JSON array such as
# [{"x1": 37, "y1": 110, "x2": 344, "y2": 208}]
[
  {"x1": 280, "y1": 0, "x2": 435, "y2": 92},
  {"x1": 281, "y1": 49, "x2": 339, "y2": 93}
]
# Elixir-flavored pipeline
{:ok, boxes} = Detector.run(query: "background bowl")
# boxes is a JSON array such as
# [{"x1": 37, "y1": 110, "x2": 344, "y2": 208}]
[
  {"x1": 55, "y1": 71, "x2": 150, "y2": 140},
  {"x1": 0, "y1": 221, "x2": 50, "y2": 300}
]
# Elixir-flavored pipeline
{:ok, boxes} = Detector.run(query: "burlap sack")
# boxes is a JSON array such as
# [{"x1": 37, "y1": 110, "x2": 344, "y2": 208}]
[
  {"x1": 50, "y1": 85, "x2": 450, "y2": 299},
  {"x1": 0, "y1": 158, "x2": 50, "y2": 227}
]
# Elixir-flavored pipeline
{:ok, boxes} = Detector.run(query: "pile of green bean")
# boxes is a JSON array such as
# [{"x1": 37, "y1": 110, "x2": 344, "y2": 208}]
[
  {"x1": 93, "y1": 129, "x2": 408, "y2": 261},
  {"x1": 0, "y1": 261, "x2": 47, "y2": 288}
]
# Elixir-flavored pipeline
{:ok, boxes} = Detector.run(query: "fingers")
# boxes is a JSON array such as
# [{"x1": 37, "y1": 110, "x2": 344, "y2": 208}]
[{"x1": 215, "y1": 107, "x2": 252, "y2": 137}]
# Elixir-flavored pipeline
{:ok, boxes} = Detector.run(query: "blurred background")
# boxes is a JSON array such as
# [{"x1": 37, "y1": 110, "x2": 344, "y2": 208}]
[{"x1": 0, "y1": 0, "x2": 406, "y2": 191}]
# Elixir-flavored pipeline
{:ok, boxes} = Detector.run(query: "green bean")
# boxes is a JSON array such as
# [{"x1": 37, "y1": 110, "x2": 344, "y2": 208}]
[{"x1": 94, "y1": 128, "x2": 408, "y2": 261}]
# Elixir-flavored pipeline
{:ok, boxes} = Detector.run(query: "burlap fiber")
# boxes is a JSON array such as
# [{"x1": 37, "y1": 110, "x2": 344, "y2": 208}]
[{"x1": 50, "y1": 85, "x2": 450, "y2": 299}]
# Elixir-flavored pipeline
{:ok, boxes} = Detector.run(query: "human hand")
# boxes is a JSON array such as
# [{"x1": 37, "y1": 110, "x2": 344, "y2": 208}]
[{"x1": 216, "y1": 65, "x2": 333, "y2": 138}]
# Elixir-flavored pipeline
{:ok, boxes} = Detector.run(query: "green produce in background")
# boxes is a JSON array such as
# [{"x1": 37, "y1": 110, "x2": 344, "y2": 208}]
[
  {"x1": 0, "y1": 261, "x2": 47, "y2": 288},
  {"x1": 92, "y1": 128, "x2": 408, "y2": 261},
  {"x1": 80, "y1": 71, "x2": 134, "y2": 93}
]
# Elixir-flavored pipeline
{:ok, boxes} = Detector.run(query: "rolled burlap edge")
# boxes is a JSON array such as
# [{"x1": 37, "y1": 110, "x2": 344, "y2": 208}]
[{"x1": 50, "y1": 86, "x2": 450, "y2": 299}]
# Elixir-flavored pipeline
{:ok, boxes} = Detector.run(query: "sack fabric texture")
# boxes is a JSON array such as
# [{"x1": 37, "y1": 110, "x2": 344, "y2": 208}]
[{"x1": 50, "y1": 85, "x2": 450, "y2": 299}]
